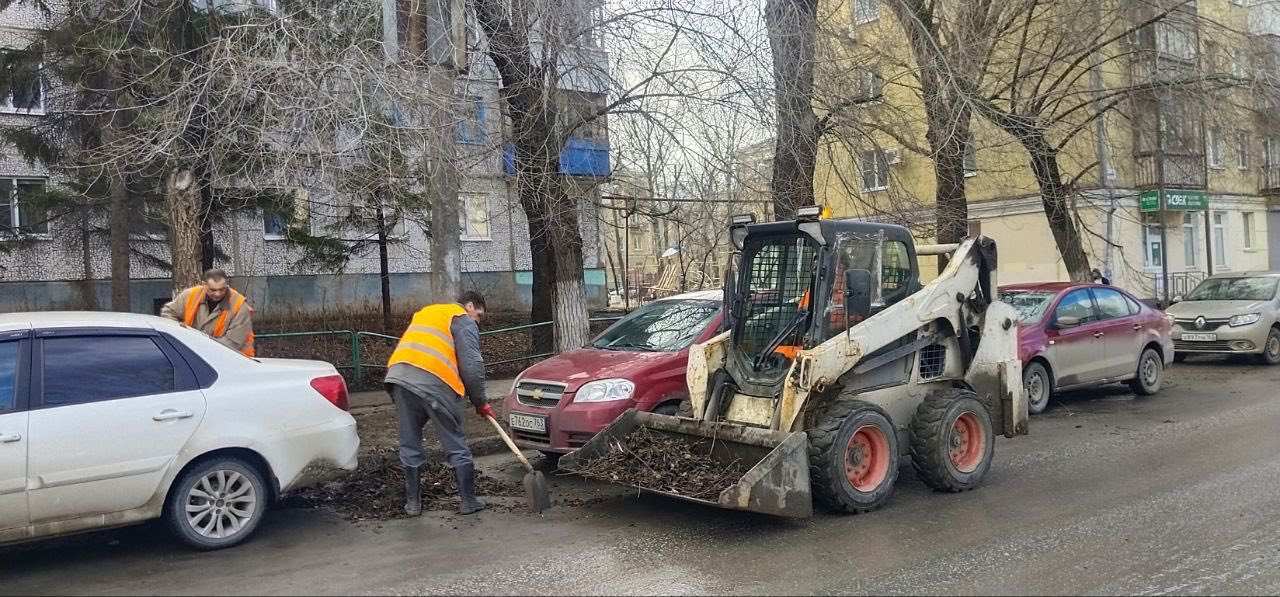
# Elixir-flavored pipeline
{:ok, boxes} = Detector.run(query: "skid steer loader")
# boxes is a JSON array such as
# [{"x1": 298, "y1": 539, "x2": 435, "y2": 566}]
[{"x1": 560, "y1": 208, "x2": 1028, "y2": 517}]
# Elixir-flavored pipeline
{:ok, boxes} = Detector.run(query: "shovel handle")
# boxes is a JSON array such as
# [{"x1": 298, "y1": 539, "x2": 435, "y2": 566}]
[{"x1": 486, "y1": 415, "x2": 534, "y2": 472}]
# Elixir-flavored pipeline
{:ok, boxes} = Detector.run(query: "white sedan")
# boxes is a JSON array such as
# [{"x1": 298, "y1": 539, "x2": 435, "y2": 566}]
[{"x1": 0, "y1": 311, "x2": 359, "y2": 550}]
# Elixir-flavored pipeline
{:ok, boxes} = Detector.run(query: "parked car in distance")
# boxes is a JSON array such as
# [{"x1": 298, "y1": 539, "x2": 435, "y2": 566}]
[
  {"x1": 1166, "y1": 272, "x2": 1280, "y2": 365},
  {"x1": 0, "y1": 312, "x2": 359, "y2": 550},
  {"x1": 1001, "y1": 282, "x2": 1174, "y2": 414},
  {"x1": 504, "y1": 290, "x2": 722, "y2": 457}
]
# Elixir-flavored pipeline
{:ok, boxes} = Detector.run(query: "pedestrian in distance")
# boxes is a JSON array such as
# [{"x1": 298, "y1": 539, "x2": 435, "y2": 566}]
[
  {"x1": 385, "y1": 290, "x2": 494, "y2": 516},
  {"x1": 161, "y1": 268, "x2": 256, "y2": 357}
]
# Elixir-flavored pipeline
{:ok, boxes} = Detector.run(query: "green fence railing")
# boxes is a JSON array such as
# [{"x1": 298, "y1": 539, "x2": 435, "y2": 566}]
[{"x1": 255, "y1": 316, "x2": 624, "y2": 384}]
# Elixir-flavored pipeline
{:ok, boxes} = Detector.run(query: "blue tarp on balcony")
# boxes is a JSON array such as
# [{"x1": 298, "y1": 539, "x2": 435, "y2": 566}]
[{"x1": 503, "y1": 137, "x2": 610, "y2": 177}]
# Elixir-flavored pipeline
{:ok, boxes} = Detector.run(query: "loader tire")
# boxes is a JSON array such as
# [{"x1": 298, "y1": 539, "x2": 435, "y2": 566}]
[
  {"x1": 910, "y1": 390, "x2": 994, "y2": 493},
  {"x1": 808, "y1": 399, "x2": 899, "y2": 514}
]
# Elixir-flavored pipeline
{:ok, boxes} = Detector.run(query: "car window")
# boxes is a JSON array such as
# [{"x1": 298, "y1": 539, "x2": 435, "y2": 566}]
[
  {"x1": 1124, "y1": 294, "x2": 1143, "y2": 316},
  {"x1": 1003, "y1": 291, "x2": 1058, "y2": 323},
  {"x1": 1186, "y1": 276, "x2": 1280, "y2": 301},
  {"x1": 42, "y1": 336, "x2": 177, "y2": 406},
  {"x1": 0, "y1": 340, "x2": 17, "y2": 411},
  {"x1": 592, "y1": 300, "x2": 720, "y2": 352},
  {"x1": 1092, "y1": 288, "x2": 1131, "y2": 321},
  {"x1": 1054, "y1": 289, "x2": 1096, "y2": 325}
]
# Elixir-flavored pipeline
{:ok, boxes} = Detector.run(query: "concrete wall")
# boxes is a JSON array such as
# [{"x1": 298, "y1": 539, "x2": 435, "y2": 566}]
[{"x1": 0, "y1": 269, "x2": 608, "y2": 317}]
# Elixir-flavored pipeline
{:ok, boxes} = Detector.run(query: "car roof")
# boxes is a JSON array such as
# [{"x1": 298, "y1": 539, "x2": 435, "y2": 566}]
[
  {"x1": 655, "y1": 289, "x2": 722, "y2": 303},
  {"x1": 1207, "y1": 271, "x2": 1280, "y2": 279},
  {"x1": 999, "y1": 281, "x2": 1080, "y2": 293},
  {"x1": 0, "y1": 310, "x2": 177, "y2": 333}
]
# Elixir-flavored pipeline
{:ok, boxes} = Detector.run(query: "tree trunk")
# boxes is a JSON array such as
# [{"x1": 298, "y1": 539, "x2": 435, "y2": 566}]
[
  {"x1": 199, "y1": 183, "x2": 216, "y2": 272},
  {"x1": 109, "y1": 178, "x2": 131, "y2": 311},
  {"x1": 525, "y1": 192, "x2": 557, "y2": 355},
  {"x1": 765, "y1": 0, "x2": 820, "y2": 219},
  {"x1": 376, "y1": 199, "x2": 392, "y2": 332},
  {"x1": 549, "y1": 192, "x2": 591, "y2": 351},
  {"x1": 429, "y1": 73, "x2": 462, "y2": 305},
  {"x1": 1025, "y1": 136, "x2": 1092, "y2": 281},
  {"x1": 931, "y1": 118, "x2": 970, "y2": 272},
  {"x1": 77, "y1": 203, "x2": 98, "y2": 310},
  {"x1": 165, "y1": 168, "x2": 204, "y2": 291}
]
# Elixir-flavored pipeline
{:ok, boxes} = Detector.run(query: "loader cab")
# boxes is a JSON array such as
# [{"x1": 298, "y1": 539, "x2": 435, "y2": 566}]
[{"x1": 726, "y1": 215, "x2": 920, "y2": 394}]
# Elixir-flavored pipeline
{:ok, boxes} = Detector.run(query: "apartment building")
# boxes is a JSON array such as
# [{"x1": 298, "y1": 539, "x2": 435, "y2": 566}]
[
  {"x1": 822, "y1": 0, "x2": 1279, "y2": 301},
  {"x1": 0, "y1": 1, "x2": 610, "y2": 315}
]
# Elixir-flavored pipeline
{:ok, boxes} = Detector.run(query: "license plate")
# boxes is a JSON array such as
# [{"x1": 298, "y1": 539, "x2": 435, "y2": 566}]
[
  {"x1": 1181, "y1": 333, "x2": 1217, "y2": 342},
  {"x1": 509, "y1": 413, "x2": 547, "y2": 433}
]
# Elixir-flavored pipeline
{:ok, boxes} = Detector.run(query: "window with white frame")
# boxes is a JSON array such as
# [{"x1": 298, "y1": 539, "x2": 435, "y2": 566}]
[
  {"x1": 1243, "y1": 211, "x2": 1256, "y2": 249},
  {"x1": 853, "y1": 0, "x2": 878, "y2": 24},
  {"x1": 0, "y1": 177, "x2": 47, "y2": 235},
  {"x1": 1207, "y1": 126, "x2": 1224, "y2": 168},
  {"x1": 1265, "y1": 137, "x2": 1278, "y2": 167},
  {"x1": 1213, "y1": 211, "x2": 1228, "y2": 267},
  {"x1": 1143, "y1": 213, "x2": 1163, "y2": 269},
  {"x1": 859, "y1": 150, "x2": 889, "y2": 192},
  {"x1": 857, "y1": 67, "x2": 883, "y2": 100},
  {"x1": 1155, "y1": 21, "x2": 1196, "y2": 61},
  {"x1": 963, "y1": 135, "x2": 978, "y2": 176},
  {"x1": 0, "y1": 49, "x2": 42, "y2": 113},
  {"x1": 1182, "y1": 212, "x2": 1198, "y2": 268},
  {"x1": 1237, "y1": 130, "x2": 1250, "y2": 169},
  {"x1": 461, "y1": 194, "x2": 490, "y2": 240}
]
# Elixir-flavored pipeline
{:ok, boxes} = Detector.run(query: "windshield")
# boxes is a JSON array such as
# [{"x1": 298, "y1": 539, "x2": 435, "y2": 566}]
[
  {"x1": 1003, "y1": 291, "x2": 1058, "y2": 323},
  {"x1": 1186, "y1": 277, "x2": 1279, "y2": 301},
  {"x1": 592, "y1": 299, "x2": 719, "y2": 352},
  {"x1": 736, "y1": 234, "x2": 819, "y2": 373}
]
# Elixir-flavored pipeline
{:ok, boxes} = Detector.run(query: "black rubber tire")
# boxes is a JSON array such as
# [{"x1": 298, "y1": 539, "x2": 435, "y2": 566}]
[
  {"x1": 675, "y1": 399, "x2": 694, "y2": 418},
  {"x1": 1173, "y1": 352, "x2": 1188, "y2": 363},
  {"x1": 909, "y1": 391, "x2": 994, "y2": 493},
  {"x1": 1023, "y1": 361, "x2": 1052, "y2": 415},
  {"x1": 652, "y1": 402, "x2": 679, "y2": 416},
  {"x1": 165, "y1": 457, "x2": 268, "y2": 550},
  {"x1": 1256, "y1": 328, "x2": 1280, "y2": 366},
  {"x1": 1128, "y1": 347, "x2": 1164, "y2": 395},
  {"x1": 807, "y1": 398, "x2": 899, "y2": 514},
  {"x1": 539, "y1": 451, "x2": 562, "y2": 469}
]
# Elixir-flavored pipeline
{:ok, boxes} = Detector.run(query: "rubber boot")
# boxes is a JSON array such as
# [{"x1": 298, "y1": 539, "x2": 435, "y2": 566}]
[
  {"x1": 403, "y1": 465, "x2": 422, "y2": 517},
  {"x1": 455, "y1": 463, "x2": 487, "y2": 515}
]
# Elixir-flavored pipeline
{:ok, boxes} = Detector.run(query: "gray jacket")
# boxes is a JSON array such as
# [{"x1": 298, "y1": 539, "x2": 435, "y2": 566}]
[{"x1": 385, "y1": 313, "x2": 487, "y2": 408}]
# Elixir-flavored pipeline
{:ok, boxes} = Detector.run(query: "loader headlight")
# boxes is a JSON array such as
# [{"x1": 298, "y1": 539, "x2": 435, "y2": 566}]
[
  {"x1": 575, "y1": 379, "x2": 635, "y2": 403},
  {"x1": 1229, "y1": 313, "x2": 1261, "y2": 327}
]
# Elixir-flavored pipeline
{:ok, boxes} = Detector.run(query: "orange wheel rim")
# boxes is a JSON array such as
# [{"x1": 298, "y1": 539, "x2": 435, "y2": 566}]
[
  {"x1": 844, "y1": 424, "x2": 890, "y2": 492},
  {"x1": 949, "y1": 412, "x2": 985, "y2": 473}
]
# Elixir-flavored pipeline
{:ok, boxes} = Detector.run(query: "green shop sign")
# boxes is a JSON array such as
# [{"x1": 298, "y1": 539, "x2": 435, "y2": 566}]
[{"x1": 1139, "y1": 189, "x2": 1209, "y2": 212}]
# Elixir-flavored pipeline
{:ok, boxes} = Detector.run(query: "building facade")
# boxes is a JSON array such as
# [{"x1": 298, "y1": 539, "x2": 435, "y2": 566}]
[
  {"x1": 820, "y1": 0, "x2": 1278, "y2": 302},
  {"x1": 0, "y1": 1, "x2": 610, "y2": 316}
]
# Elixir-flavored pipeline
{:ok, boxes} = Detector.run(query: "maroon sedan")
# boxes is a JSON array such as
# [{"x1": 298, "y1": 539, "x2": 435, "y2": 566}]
[
  {"x1": 1001, "y1": 282, "x2": 1174, "y2": 414},
  {"x1": 504, "y1": 290, "x2": 722, "y2": 457}
]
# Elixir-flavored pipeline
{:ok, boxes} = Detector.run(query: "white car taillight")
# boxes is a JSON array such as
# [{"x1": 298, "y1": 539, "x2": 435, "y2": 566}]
[{"x1": 310, "y1": 375, "x2": 350, "y2": 411}]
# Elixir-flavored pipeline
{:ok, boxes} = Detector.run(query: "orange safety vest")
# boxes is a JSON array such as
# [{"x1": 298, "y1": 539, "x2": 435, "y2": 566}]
[
  {"x1": 386, "y1": 303, "x2": 467, "y2": 396},
  {"x1": 183, "y1": 286, "x2": 256, "y2": 357}
]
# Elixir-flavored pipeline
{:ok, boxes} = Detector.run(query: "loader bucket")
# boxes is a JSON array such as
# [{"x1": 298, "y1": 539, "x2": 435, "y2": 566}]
[{"x1": 559, "y1": 410, "x2": 813, "y2": 518}]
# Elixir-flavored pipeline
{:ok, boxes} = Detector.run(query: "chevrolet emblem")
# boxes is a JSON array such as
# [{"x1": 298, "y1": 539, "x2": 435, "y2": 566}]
[{"x1": 532, "y1": 388, "x2": 544, "y2": 400}]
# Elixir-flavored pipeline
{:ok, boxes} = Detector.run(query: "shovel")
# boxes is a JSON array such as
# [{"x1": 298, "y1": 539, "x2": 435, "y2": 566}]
[{"x1": 486, "y1": 415, "x2": 552, "y2": 513}]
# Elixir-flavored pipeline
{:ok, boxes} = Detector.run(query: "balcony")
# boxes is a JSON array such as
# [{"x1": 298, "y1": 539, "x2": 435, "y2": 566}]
[
  {"x1": 1134, "y1": 153, "x2": 1206, "y2": 190},
  {"x1": 1262, "y1": 164, "x2": 1280, "y2": 195},
  {"x1": 1129, "y1": 53, "x2": 1199, "y2": 87},
  {"x1": 503, "y1": 137, "x2": 610, "y2": 178}
]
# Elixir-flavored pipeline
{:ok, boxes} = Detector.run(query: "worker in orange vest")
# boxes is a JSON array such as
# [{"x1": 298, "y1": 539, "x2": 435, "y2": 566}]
[
  {"x1": 161, "y1": 268, "x2": 256, "y2": 357},
  {"x1": 385, "y1": 290, "x2": 493, "y2": 516}
]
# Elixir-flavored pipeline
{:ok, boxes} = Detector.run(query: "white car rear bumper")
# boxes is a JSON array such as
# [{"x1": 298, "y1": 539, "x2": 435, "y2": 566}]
[{"x1": 274, "y1": 415, "x2": 360, "y2": 493}]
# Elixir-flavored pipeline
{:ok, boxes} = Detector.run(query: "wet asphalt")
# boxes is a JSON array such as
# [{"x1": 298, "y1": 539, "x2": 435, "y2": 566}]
[{"x1": 3, "y1": 359, "x2": 1280, "y2": 595}]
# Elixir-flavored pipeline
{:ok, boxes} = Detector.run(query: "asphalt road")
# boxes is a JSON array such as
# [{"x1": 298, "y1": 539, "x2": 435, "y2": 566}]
[{"x1": 5, "y1": 359, "x2": 1280, "y2": 595}]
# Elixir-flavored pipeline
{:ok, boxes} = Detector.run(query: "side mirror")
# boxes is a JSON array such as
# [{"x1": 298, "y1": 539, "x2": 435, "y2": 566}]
[
  {"x1": 1170, "y1": 295, "x2": 1183, "y2": 304},
  {"x1": 1054, "y1": 314, "x2": 1082, "y2": 329},
  {"x1": 845, "y1": 268, "x2": 873, "y2": 320}
]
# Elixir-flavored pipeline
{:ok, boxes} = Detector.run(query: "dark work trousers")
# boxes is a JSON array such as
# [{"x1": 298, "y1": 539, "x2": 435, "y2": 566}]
[{"x1": 390, "y1": 384, "x2": 473, "y2": 470}]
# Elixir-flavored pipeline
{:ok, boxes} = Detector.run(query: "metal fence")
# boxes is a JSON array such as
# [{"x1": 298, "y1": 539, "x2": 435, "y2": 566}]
[{"x1": 255, "y1": 316, "x2": 624, "y2": 384}]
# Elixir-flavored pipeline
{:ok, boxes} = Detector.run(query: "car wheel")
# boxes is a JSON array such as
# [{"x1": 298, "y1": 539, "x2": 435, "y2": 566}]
[
  {"x1": 1128, "y1": 348, "x2": 1164, "y2": 396},
  {"x1": 652, "y1": 402, "x2": 679, "y2": 416},
  {"x1": 1257, "y1": 328, "x2": 1280, "y2": 366},
  {"x1": 1023, "y1": 362, "x2": 1052, "y2": 415},
  {"x1": 166, "y1": 457, "x2": 268, "y2": 550}
]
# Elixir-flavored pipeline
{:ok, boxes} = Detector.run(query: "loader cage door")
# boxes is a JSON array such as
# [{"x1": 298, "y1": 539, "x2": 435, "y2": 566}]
[{"x1": 733, "y1": 234, "x2": 819, "y2": 382}]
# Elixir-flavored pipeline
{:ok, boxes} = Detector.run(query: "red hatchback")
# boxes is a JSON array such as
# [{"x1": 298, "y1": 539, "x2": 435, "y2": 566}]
[
  {"x1": 1001, "y1": 282, "x2": 1174, "y2": 414},
  {"x1": 503, "y1": 290, "x2": 723, "y2": 456}
]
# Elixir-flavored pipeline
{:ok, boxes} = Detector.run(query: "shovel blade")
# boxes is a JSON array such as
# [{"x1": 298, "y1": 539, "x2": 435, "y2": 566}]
[{"x1": 523, "y1": 470, "x2": 551, "y2": 513}]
